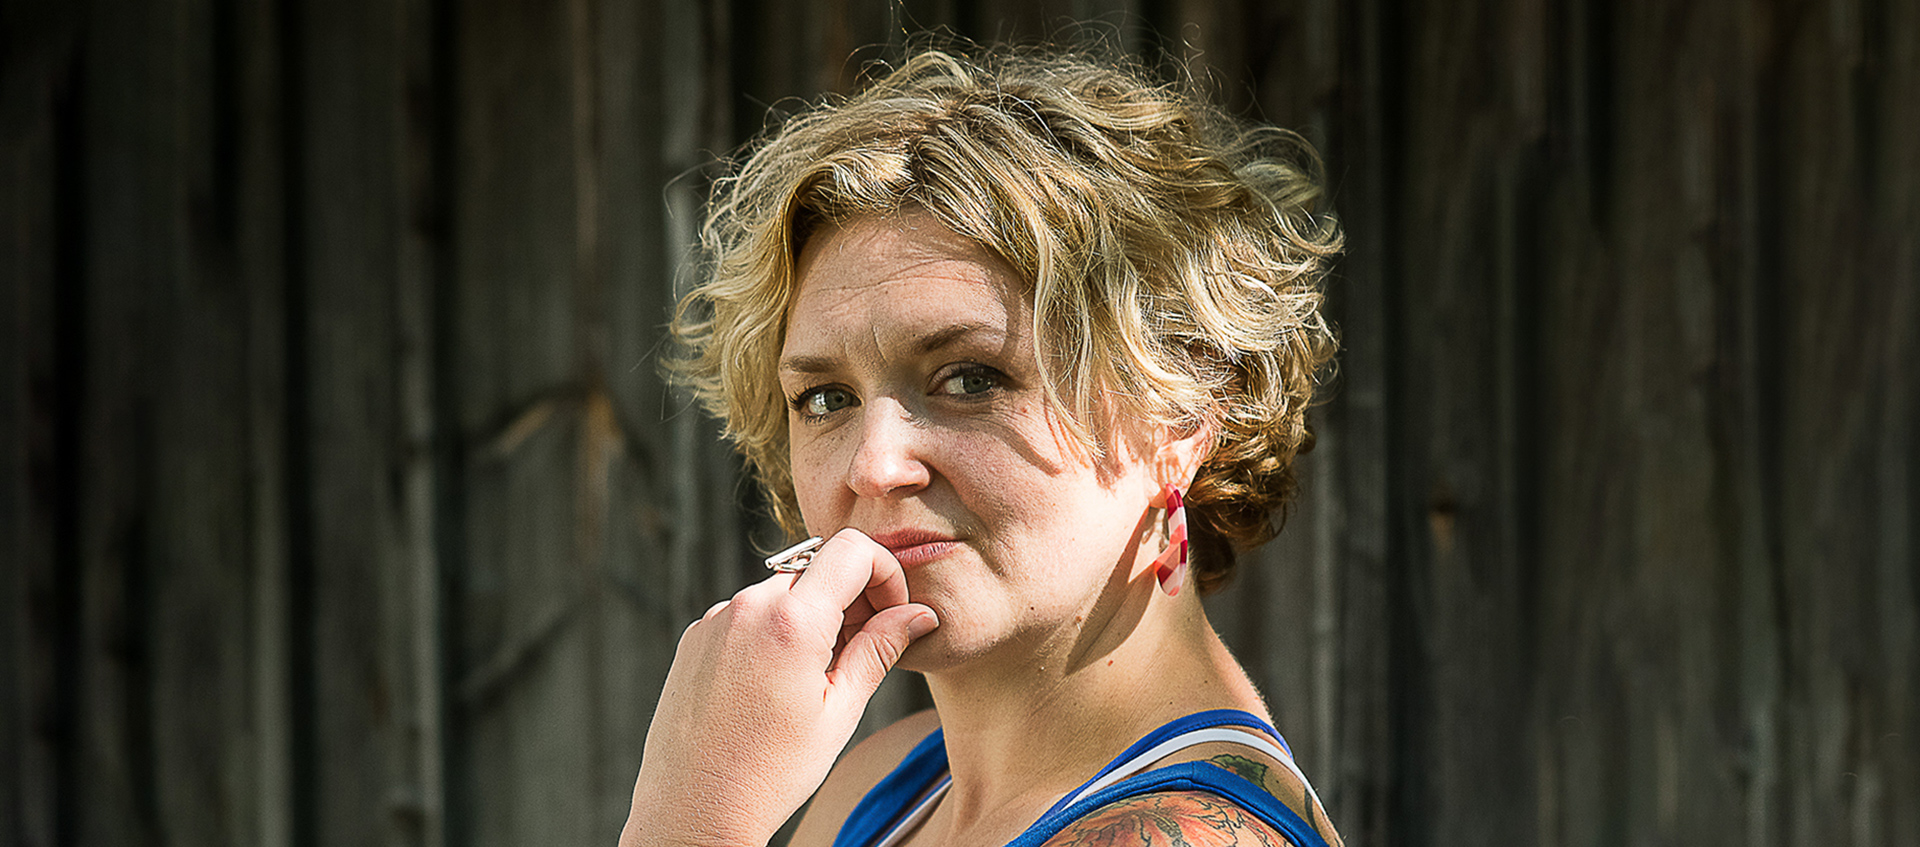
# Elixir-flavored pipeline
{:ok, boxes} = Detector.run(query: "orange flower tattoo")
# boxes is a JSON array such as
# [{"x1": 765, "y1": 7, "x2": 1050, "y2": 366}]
[{"x1": 1041, "y1": 791, "x2": 1295, "y2": 847}]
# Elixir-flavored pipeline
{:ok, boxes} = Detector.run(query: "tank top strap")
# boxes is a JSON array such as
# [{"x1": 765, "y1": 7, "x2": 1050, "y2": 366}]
[
  {"x1": 835, "y1": 709, "x2": 1327, "y2": 847},
  {"x1": 833, "y1": 729, "x2": 950, "y2": 847},
  {"x1": 1038, "y1": 709, "x2": 1292, "y2": 819},
  {"x1": 1006, "y1": 761, "x2": 1332, "y2": 847}
]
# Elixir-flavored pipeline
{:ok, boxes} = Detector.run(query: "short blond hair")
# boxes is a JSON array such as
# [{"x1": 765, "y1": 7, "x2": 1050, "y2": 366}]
[{"x1": 671, "y1": 47, "x2": 1340, "y2": 592}]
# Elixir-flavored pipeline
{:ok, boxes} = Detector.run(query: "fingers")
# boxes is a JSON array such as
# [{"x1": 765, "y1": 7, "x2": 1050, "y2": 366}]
[
  {"x1": 825, "y1": 603, "x2": 939, "y2": 710},
  {"x1": 683, "y1": 529, "x2": 933, "y2": 678},
  {"x1": 787, "y1": 528, "x2": 912, "y2": 613}
]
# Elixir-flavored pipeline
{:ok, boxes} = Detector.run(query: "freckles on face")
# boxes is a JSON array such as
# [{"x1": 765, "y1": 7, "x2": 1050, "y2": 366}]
[
  {"x1": 778, "y1": 215, "x2": 1063, "y2": 523},
  {"x1": 777, "y1": 212, "x2": 1152, "y2": 561},
  {"x1": 773, "y1": 214, "x2": 1174, "y2": 665}
]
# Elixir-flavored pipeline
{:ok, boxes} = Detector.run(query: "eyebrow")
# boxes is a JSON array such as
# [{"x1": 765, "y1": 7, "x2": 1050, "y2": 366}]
[{"x1": 778, "y1": 321, "x2": 1005, "y2": 376}]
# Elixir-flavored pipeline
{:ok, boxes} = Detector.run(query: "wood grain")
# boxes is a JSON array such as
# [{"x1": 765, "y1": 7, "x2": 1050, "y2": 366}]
[{"x1": 5, "y1": 1, "x2": 1915, "y2": 846}]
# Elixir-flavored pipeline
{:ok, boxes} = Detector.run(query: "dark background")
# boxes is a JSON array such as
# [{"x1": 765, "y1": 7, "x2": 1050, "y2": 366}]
[{"x1": 4, "y1": 0, "x2": 1915, "y2": 845}]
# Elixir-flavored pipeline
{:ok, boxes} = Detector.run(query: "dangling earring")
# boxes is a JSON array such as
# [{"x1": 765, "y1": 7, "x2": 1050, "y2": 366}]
[{"x1": 1150, "y1": 483, "x2": 1189, "y2": 596}]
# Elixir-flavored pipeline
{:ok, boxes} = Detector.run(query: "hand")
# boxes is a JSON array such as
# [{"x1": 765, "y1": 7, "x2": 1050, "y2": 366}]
[{"x1": 619, "y1": 529, "x2": 939, "y2": 847}]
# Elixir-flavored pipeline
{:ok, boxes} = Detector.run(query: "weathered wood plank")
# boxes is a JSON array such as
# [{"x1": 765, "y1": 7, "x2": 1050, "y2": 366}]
[
  {"x1": 589, "y1": 0, "x2": 702, "y2": 836},
  {"x1": 293, "y1": 0, "x2": 441, "y2": 842},
  {"x1": 394, "y1": 0, "x2": 452, "y2": 842},
  {"x1": 12, "y1": 4, "x2": 1920, "y2": 847},
  {"x1": 74, "y1": 0, "x2": 199, "y2": 841},
  {"x1": 1388, "y1": 0, "x2": 1544, "y2": 844},
  {"x1": 1868, "y1": 8, "x2": 1920, "y2": 847},
  {"x1": 1711, "y1": 9, "x2": 1792, "y2": 847},
  {"x1": 234, "y1": 0, "x2": 294, "y2": 843},
  {"x1": 2, "y1": 7, "x2": 82, "y2": 844},
  {"x1": 1528, "y1": 3, "x2": 1761, "y2": 846},
  {"x1": 75, "y1": 0, "x2": 234, "y2": 837},
  {"x1": 1268, "y1": 1, "x2": 1402, "y2": 841},
  {"x1": 1770, "y1": 0, "x2": 1920, "y2": 842},
  {"x1": 448, "y1": 0, "x2": 598, "y2": 844},
  {"x1": 137, "y1": 0, "x2": 269, "y2": 841},
  {"x1": 1722, "y1": 6, "x2": 1802, "y2": 846}
]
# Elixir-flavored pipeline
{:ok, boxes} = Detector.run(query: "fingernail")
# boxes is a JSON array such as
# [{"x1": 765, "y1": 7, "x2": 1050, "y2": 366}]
[{"x1": 907, "y1": 611, "x2": 939, "y2": 639}]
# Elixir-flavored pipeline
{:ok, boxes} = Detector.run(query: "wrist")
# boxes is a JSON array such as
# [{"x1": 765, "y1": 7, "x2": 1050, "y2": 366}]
[
  {"x1": 621, "y1": 775, "x2": 778, "y2": 847},
  {"x1": 619, "y1": 815, "x2": 767, "y2": 847}
]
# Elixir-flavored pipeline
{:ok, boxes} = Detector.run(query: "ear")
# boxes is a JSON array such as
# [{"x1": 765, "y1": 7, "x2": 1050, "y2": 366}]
[{"x1": 1153, "y1": 417, "x2": 1218, "y2": 490}]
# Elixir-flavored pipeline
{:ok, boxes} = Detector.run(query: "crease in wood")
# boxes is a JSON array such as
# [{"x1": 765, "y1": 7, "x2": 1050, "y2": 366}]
[
  {"x1": 13, "y1": 2, "x2": 1919, "y2": 845},
  {"x1": 454, "y1": 591, "x2": 585, "y2": 710}
]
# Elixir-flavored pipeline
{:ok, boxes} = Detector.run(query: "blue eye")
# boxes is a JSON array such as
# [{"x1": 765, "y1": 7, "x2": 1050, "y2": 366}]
[
  {"x1": 797, "y1": 387, "x2": 856, "y2": 418},
  {"x1": 938, "y1": 368, "x2": 999, "y2": 396}
]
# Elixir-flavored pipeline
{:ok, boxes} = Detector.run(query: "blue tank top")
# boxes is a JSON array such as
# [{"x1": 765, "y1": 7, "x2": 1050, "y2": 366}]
[{"x1": 831, "y1": 709, "x2": 1333, "y2": 847}]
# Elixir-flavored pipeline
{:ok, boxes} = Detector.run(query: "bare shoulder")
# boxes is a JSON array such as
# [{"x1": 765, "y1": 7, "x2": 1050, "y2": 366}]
[
  {"x1": 787, "y1": 709, "x2": 943, "y2": 847},
  {"x1": 1193, "y1": 749, "x2": 1342, "y2": 847},
  {"x1": 1039, "y1": 791, "x2": 1295, "y2": 847},
  {"x1": 1037, "y1": 740, "x2": 1343, "y2": 847}
]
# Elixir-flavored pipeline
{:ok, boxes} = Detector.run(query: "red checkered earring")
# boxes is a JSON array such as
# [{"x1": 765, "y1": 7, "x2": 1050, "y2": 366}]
[{"x1": 1150, "y1": 483, "x2": 1189, "y2": 596}]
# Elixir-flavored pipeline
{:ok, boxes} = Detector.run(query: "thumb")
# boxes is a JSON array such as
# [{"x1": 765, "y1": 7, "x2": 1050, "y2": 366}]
[{"x1": 824, "y1": 604, "x2": 938, "y2": 709}]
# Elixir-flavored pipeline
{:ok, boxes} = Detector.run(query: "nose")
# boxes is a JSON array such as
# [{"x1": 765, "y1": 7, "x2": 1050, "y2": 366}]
[{"x1": 845, "y1": 399, "x2": 930, "y2": 499}]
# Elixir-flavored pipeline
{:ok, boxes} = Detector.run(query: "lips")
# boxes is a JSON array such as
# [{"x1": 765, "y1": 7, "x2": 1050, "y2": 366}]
[{"x1": 866, "y1": 528, "x2": 960, "y2": 565}]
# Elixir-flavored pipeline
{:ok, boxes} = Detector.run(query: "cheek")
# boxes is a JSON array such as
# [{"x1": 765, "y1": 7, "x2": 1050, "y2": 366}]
[
  {"x1": 787, "y1": 427, "x2": 843, "y2": 522},
  {"x1": 953, "y1": 447, "x2": 1109, "y2": 537}
]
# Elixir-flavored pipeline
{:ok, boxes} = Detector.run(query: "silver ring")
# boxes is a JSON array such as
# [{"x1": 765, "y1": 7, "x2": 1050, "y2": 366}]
[{"x1": 765, "y1": 536, "x2": 824, "y2": 573}]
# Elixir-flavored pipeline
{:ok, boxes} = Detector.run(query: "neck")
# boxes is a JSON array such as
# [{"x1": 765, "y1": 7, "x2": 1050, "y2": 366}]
[{"x1": 917, "y1": 575, "x2": 1268, "y2": 839}]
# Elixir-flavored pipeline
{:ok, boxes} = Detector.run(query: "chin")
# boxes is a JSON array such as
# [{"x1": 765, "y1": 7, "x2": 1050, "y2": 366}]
[
  {"x1": 894, "y1": 641, "x2": 935, "y2": 675},
  {"x1": 892, "y1": 621, "x2": 996, "y2": 676},
  {"x1": 893, "y1": 627, "x2": 955, "y2": 675}
]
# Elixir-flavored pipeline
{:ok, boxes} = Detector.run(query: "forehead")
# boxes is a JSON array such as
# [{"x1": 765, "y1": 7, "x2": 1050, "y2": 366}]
[{"x1": 784, "y1": 214, "x2": 1030, "y2": 352}]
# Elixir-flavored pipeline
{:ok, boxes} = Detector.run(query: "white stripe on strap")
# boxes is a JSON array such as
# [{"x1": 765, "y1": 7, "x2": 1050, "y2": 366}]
[
  {"x1": 874, "y1": 725, "x2": 1327, "y2": 847},
  {"x1": 872, "y1": 775, "x2": 951, "y2": 847},
  {"x1": 1058, "y1": 726, "x2": 1325, "y2": 818}
]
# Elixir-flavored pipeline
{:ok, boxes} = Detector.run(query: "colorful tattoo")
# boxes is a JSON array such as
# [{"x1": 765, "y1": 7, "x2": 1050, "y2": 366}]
[
  {"x1": 1205, "y1": 754, "x2": 1275, "y2": 790},
  {"x1": 1041, "y1": 791, "x2": 1294, "y2": 847},
  {"x1": 1203, "y1": 753, "x2": 1341, "y2": 847}
]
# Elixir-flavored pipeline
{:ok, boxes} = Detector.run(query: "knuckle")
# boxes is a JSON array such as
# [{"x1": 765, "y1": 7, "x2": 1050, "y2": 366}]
[
  {"x1": 728, "y1": 583, "x2": 772, "y2": 614},
  {"x1": 761, "y1": 599, "x2": 815, "y2": 645},
  {"x1": 676, "y1": 617, "x2": 707, "y2": 649},
  {"x1": 829, "y1": 526, "x2": 877, "y2": 553},
  {"x1": 865, "y1": 632, "x2": 903, "y2": 671}
]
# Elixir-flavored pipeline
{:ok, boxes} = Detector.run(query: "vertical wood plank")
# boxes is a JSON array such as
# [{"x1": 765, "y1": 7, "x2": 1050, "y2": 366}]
[
  {"x1": 1724, "y1": 3, "x2": 1789, "y2": 845},
  {"x1": 3, "y1": 6, "x2": 83, "y2": 843},
  {"x1": 0, "y1": 107, "x2": 51, "y2": 843},
  {"x1": 75, "y1": 4, "x2": 155, "y2": 840},
  {"x1": 1771, "y1": 0, "x2": 1920, "y2": 841},
  {"x1": 1389, "y1": 0, "x2": 1543, "y2": 843},
  {"x1": 1315, "y1": 0, "x2": 1398, "y2": 840},
  {"x1": 294, "y1": 0, "x2": 440, "y2": 841},
  {"x1": 448, "y1": 0, "x2": 594, "y2": 843},
  {"x1": 12, "y1": 3, "x2": 1920, "y2": 846},
  {"x1": 395, "y1": 0, "x2": 451, "y2": 842},
  {"x1": 1874, "y1": 6, "x2": 1920, "y2": 847},
  {"x1": 76, "y1": 0, "x2": 188, "y2": 841},
  {"x1": 66, "y1": 0, "x2": 275, "y2": 842},
  {"x1": 150, "y1": 95, "x2": 259, "y2": 846},
  {"x1": 151, "y1": 0, "x2": 268, "y2": 839},
  {"x1": 236, "y1": 0, "x2": 294, "y2": 842},
  {"x1": 592, "y1": 0, "x2": 673, "y2": 834},
  {"x1": 1531, "y1": 2, "x2": 1753, "y2": 845}
]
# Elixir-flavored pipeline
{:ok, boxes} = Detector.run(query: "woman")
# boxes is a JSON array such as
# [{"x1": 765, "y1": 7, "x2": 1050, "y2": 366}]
[{"x1": 622, "y1": 47, "x2": 1343, "y2": 847}]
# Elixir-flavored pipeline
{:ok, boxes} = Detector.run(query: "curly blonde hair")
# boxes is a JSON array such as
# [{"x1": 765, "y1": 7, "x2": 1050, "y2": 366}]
[{"x1": 670, "y1": 47, "x2": 1340, "y2": 592}]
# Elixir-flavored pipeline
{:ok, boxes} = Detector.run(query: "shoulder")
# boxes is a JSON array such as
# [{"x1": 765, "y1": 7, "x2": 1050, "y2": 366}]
[
  {"x1": 787, "y1": 709, "x2": 943, "y2": 847},
  {"x1": 1039, "y1": 790, "x2": 1295, "y2": 847},
  {"x1": 1041, "y1": 741, "x2": 1342, "y2": 847}
]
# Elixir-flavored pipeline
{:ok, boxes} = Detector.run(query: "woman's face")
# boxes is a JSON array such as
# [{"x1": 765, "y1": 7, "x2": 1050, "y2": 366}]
[{"x1": 779, "y1": 213, "x2": 1164, "y2": 671}]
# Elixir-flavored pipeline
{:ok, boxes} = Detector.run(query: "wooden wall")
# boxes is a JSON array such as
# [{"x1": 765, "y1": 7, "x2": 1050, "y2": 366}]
[{"x1": 4, "y1": 1, "x2": 1914, "y2": 846}]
